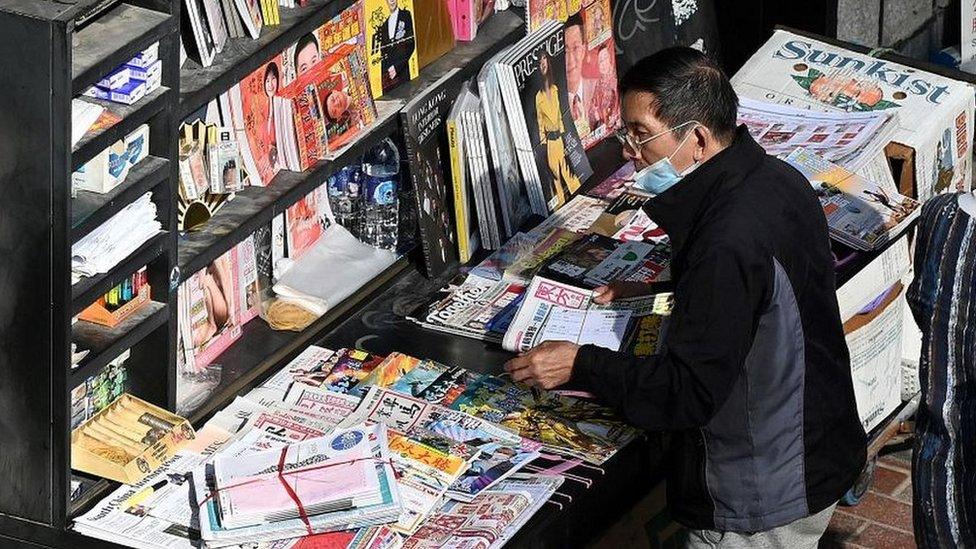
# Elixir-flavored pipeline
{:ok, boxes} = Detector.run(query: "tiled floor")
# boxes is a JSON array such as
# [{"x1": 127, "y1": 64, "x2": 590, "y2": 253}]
[
  {"x1": 820, "y1": 441, "x2": 917, "y2": 548},
  {"x1": 588, "y1": 439, "x2": 920, "y2": 548}
]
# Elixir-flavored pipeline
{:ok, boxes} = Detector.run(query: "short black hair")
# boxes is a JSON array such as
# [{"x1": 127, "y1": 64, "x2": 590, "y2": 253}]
[
  {"x1": 619, "y1": 47, "x2": 738, "y2": 144},
  {"x1": 265, "y1": 61, "x2": 279, "y2": 82},
  {"x1": 293, "y1": 33, "x2": 319, "y2": 68}
]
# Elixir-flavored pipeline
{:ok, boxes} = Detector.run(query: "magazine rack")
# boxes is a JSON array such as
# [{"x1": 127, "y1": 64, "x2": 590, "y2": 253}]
[{"x1": 0, "y1": 0, "x2": 523, "y2": 546}]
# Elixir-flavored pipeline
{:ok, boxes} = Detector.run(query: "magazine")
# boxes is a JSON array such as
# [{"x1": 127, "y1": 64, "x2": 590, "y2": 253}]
[
  {"x1": 446, "y1": 85, "x2": 481, "y2": 262},
  {"x1": 479, "y1": 49, "x2": 542, "y2": 221},
  {"x1": 364, "y1": 0, "x2": 419, "y2": 97},
  {"x1": 497, "y1": 21, "x2": 594, "y2": 213},
  {"x1": 502, "y1": 274, "x2": 667, "y2": 353},
  {"x1": 586, "y1": 161, "x2": 636, "y2": 200},
  {"x1": 783, "y1": 147, "x2": 921, "y2": 251},
  {"x1": 731, "y1": 29, "x2": 975, "y2": 200},
  {"x1": 237, "y1": 55, "x2": 285, "y2": 186},
  {"x1": 284, "y1": 184, "x2": 333, "y2": 260},
  {"x1": 538, "y1": 233, "x2": 671, "y2": 288},
  {"x1": 402, "y1": 68, "x2": 464, "y2": 277}
]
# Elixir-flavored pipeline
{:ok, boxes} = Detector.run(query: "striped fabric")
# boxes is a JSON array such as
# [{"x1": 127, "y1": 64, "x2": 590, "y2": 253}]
[{"x1": 906, "y1": 192, "x2": 976, "y2": 548}]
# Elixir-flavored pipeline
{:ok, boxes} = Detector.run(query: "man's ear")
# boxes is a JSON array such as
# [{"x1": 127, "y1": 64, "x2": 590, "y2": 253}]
[{"x1": 692, "y1": 125, "x2": 710, "y2": 161}]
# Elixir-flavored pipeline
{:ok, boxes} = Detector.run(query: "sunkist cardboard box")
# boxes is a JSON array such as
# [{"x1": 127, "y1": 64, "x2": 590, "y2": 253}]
[{"x1": 732, "y1": 28, "x2": 976, "y2": 203}]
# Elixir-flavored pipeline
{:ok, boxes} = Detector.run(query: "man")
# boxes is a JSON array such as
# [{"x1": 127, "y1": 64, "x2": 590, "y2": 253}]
[
  {"x1": 293, "y1": 33, "x2": 321, "y2": 77},
  {"x1": 505, "y1": 47, "x2": 866, "y2": 548},
  {"x1": 564, "y1": 22, "x2": 590, "y2": 129},
  {"x1": 374, "y1": 0, "x2": 415, "y2": 92}
]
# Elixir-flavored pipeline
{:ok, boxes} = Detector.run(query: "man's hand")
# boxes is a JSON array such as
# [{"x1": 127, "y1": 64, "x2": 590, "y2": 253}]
[
  {"x1": 592, "y1": 281, "x2": 655, "y2": 304},
  {"x1": 388, "y1": 66, "x2": 397, "y2": 80},
  {"x1": 504, "y1": 341, "x2": 580, "y2": 389}
]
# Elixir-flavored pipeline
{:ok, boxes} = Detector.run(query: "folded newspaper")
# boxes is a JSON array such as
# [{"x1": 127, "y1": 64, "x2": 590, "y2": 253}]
[
  {"x1": 737, "y1": 96, "x2": 897, "y2": 170},
  {"x1": 783, "y1": 147, "x2": 920, "y2": 251}
]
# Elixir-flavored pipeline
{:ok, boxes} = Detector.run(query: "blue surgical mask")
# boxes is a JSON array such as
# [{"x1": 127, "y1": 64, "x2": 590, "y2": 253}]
[{"x1": 632, "y1": 123, "x2": 699, "y2": 195}]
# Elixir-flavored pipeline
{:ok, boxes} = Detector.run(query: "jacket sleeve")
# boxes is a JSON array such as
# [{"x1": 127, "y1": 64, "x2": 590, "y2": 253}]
[{"x1": 571, "y1": 242, "x2": 769, "y2": 431}]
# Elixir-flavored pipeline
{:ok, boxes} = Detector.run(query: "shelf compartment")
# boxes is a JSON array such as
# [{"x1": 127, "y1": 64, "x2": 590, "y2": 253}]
[
  {"x1": 71, "y1": 3, "x2": 174, "y2": 95},
  {"x1": 73, "y1": 86, "x2": 170, "y2": 170},
  {"x1": 71, "y1": 232, "x2": 170, "y2": 315},
  {"x1": 384, "y1": 11, "x2": 522, "y2": 102},
  {"x1": 179, "y1": 0, "x2": 356, "y2": 118},
  {"x1": 187, "y1": 255, "x2": 410, "y2": 424},
  {"x1": 71, "y1": 155, "x2": 170, "y2": 244},
  {"x1": 68, "y1": 474, "x2": 116, "y2": 521},
  {"x1": 177, "y1": 11, "x2": 522, "y2": 278},
  {"x1": 70, "y1": 301, "x2": 169, "y2": 385},
  {"x1": 177, "y1": 102, "x2": 400, "y2": 278}
]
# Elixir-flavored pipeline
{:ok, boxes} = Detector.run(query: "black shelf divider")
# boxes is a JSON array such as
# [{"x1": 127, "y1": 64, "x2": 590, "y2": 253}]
[
  {"x1": 187, "y1": 256, "x2": 411, "y2": 424},
  {"x1": 177, "y1": 106, "x2": 400, "y2": 277},
  {"x1": 71, "y1": 155, "x2": 171, "y2": 243},
  {"x1": 179, "y1": 0, "x2": 357, "y2": 118},
  {"x1": 71, "y1": 232, "x2": 170, "y2": 315},
  {"x1": 71, "y1": 3, "x2": 174, "y2": 95},
  {"x1": 73, "y1": 86, "x2": 171, "y2": 170},
  {"x1": 70, "y1": 301, "x2": 169, "y2": 385}
]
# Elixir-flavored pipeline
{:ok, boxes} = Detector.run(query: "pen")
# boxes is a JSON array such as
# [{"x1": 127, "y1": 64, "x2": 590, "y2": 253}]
[{"x1": 124, "y1": 479, "x2": 167, "y2": 509}]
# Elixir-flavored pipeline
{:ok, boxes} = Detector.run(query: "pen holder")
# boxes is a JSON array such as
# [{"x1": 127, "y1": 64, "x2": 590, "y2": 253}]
[
  {"x1": 71, "y1": 394, "x2": 195, "y2": 484},
  {"x1": 78, "y1": 283, "x2": 151, "y2": 328}
]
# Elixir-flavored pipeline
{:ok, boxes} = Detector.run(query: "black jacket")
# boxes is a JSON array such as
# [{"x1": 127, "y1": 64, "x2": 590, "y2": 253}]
[{"x1": 573, "y1": 127, "x2": 866, "y2": 532}]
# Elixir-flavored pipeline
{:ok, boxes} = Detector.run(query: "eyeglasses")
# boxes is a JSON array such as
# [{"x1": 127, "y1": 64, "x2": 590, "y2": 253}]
[{"x1": 614, "y1": 120, "x2": 699, "y2": 152}]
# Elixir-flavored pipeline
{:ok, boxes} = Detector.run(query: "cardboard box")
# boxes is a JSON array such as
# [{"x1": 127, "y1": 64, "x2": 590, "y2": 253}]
[
  {"x1": 844, "y1": 283, "x2": 905, "y2": 433},
  {"x1": 71, "y1": 394, "x2": 195, "y2": 484},
  {"x1": 732, "y1": 29, "x2": 976, "y2": 201}
]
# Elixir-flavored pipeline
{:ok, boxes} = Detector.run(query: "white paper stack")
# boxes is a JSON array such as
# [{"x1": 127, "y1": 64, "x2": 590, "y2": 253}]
[
  {"x1": 192, "y1": 424, "x2": 402, "y2": 548},
  {"x1": 71, "y1": 192, "x2": 162, "y2": 279}
]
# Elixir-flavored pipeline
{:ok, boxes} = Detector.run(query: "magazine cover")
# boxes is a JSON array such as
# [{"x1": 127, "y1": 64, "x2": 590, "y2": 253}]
[
  {"x1": 500, "y1": 21, "x2": 593, "y2": 213},
  {"x1": 587, "y1": 162, "x2": 635, "y2": 200},
  {"x1": 233, "y1": 0, "x2": 263, "y2": 39},
  {"x1": 578, "y1": 2, "x2": 618, "y2": 147},
  {"x1": 238, "y1": 55, "x2": 285, "y2": 186},
  {"x1": 732, "y1": 29, "x2": 975, "y2": 201},
  {"x1": 446, "y1": 88, "x2": 479, "y2": 262},
  {"x1": 402, "y1": 69, "x2": 464, "y2": 277},
  {"x1": 183, "y1": 249, "x2": 243, "y2": 370},
  {"x1": 783, "y1": 147, "x2": 921, "y2": 251},
  {"x1": 285, "y1": 185, "x2": 333, "y2": 260},
  {"x1": 479, "y1": 51, "x2": 539, "y2": 226},
  {"x1": 235, "y1": 235, "x2": 262, "y2": 324},
  {"x1": 183, "y1": 0, "x2": 217, "y2": 67},
  {"x1": 365, "y1": 0, "x2": 419, "y2": 97}
]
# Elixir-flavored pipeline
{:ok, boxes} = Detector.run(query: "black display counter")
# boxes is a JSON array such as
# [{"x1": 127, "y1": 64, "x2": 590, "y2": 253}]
[{"x1": 316, "y1": 263, "x2": 667, "y2": 548}]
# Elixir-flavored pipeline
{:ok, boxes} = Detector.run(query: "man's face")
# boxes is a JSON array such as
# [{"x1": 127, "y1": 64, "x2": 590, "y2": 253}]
[
  {"x1": 620, "y1": 90, "x2": 698, "y2": 172},
  {"x1": 387, "y1": 0, "x2": 398, "y2": 13},
  {"x1": 565, "y1": 25, "x2": 585, "y2": 88},
  {"x1": 296, "y1": 43, "x2": 320, "y2": 76}
]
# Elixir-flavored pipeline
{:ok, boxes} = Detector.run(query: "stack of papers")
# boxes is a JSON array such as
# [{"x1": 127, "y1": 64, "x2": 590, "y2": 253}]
[
  {"x1": 72, "y1": 192, "x2": 162, "y2": 279},
  {"x1": 783, "y1": 148, "x2": 920, "y2": 251},
  {"x1": 71, "y1": 98, "x2": 105, "y2": 147},
  {"x1": 193, "y1": 424, "x2": 402, "y2": 547}
]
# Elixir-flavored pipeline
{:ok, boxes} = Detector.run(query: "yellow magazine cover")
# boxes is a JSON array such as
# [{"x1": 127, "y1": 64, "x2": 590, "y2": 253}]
[{"x1": 365, "y1": 0, "x2": 419, "y2": 97}]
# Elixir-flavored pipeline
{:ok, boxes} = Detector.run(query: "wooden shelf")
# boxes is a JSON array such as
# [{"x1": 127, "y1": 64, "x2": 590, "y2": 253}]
[
  {"x1": 71, "y1": 232, "x2": 170, "y2": 315},
  {"x1": 179, "y1": 0, "x2": 357, "y2": 118},
  {"x1": 71, "y1": 155, "x2": 170, "y2": 243},
  {"x1": 177, "y1": 102, "x2": 401, "y2": 278},
  {"x1": 70, "y1": 301, "x2": 169, "y2": 385},
  {"x1": 71, "y1": 3, "x2": 174, "y2": 95},
  {"x1": 72, "y1": 86, "x2": 171, "y2": 170},
  {"x1": 187, "y1": 255, "x2": 410, "y2": 424}
]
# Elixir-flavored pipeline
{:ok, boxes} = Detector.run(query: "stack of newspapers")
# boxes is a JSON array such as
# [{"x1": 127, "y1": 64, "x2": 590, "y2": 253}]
[{"x1": 192, "y1": 424, "x2": 401, "y2": 546}]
